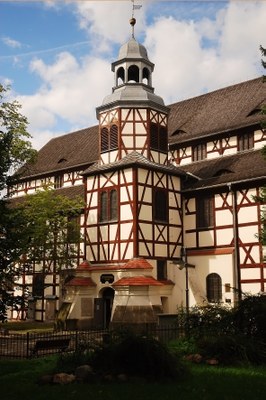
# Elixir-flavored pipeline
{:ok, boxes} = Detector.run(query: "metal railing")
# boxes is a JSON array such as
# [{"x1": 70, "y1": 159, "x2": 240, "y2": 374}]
[{"x1": 0, "y1": 325, "x2": 181, "y2": 359}]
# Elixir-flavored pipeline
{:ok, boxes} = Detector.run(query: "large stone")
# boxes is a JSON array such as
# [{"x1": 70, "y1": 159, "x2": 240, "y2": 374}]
[
  {"x1": 75, "y1": 365, "x2": 94, "y2": 382},
  {"x1": 206, "y1": 358, "x2": 219, "y2": 365},
  {"x1": 184, "y1": 353, "x2": 203, "y2": 363},
  {"x1": 53, "y1": 373, "x2": 75, "y2": 385}
]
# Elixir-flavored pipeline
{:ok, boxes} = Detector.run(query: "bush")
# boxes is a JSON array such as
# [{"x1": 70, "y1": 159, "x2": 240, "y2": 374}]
[
  {"x1": 196, "y1": 334, "x2": 266, "y2": 365},
  {"x1": 233, "y1": 294, "x2": 266, "y2": 341},
  {"x1": 57, "y1": 331, "x2": 187, "y2": 381}
]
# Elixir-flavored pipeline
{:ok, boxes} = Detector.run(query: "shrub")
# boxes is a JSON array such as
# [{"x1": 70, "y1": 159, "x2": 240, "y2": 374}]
[
  {"x1": 56, "y1": 331, "x2": 186, "y2": 381},
  {"x1": 196, "y1": 334, "x2": 266, "y2": 365},
  {"x1": 232, "y1": 294, "x2": 266, "y2": 341}
]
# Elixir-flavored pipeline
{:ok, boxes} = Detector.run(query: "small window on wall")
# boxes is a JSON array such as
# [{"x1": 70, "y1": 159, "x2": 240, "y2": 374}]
[
  {"x1": 99, "y1": 189, "x2": 118, "y2": 223},
  {"x1": 196, "y1": 195, "x2": 214, "y2": 229},
  {"x1": 157, "y1": 260, "x2": 167, "y2": 280},
  {"x1": 206, "y1": 273, "x2": 222, "y2": 303},
  {"x1": 54, "y1": 175, "x2": 63, "y2": 189},
  {"x1": 238, "y1": 132, "x2": 254, "y2": 151},
  {"x1": 154, "y1": 189, "x2": 168, "y2": 223},
  {"x1": 192, "y1": 143, "x2": 207, "y2": 161},
  {"x1": 32, "y1": 273, "x2": 44, "y2": 298}
]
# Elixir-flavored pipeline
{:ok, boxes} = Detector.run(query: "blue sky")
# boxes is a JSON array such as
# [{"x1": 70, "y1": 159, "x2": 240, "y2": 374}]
[{"x1": 0, "y1": 0, "x2": 265, "y2": 149}]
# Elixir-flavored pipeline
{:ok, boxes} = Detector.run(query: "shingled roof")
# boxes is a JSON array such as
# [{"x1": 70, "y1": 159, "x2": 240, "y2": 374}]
[
  {"x1": 82, "y1": 150, "x2": 187, "y2": 177},
  {"x1": 181, "y1": 149, "x2": 266, "y2": 192},
  {"x1": 15, "y1": 77, "x2": 265, "y2": 182},
  {"x1": 168, "y1": 77, "x2": 265, "y2": 146},
  {"x1": 17, "y1": 125, "x2": 99, "y2": 179}
]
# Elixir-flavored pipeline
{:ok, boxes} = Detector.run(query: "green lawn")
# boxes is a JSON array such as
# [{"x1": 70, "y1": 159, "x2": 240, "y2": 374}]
[
  {"x1": 0, "y1": 357, "x2": 265, "y2": 400},
  {"x1": 4, "y1": 321, "x2": 54, "y2": 333}
]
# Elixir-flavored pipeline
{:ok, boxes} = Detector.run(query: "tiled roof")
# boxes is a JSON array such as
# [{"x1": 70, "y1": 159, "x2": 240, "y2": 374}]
[
  {"x1": 76, "y1": 260, "x2": 91, "y2": 270},
  {"x1": 65, "y1": 277, "x2": 96, "y2": 287},
  {"x1": 82, "y1": 151, "x2": 187, "y2": 177},
  {"x1": 168, "y1": 77, "x2": 265, "y2": 146},
  {"x1": 181, "y1": 149, "x2": 266, "y2": 191},
  {"x1": 112, "y1": 275, "x2": 164, "y2": 287},
  {"x1": 17, "y1": 126, "x2": 99, "y2": 179},
  {"x1": 7, "y1": 185, "x2": 84, "y2": 208},
  {"x1": 84, "y1": 258, "x2": 153, "y2": 271},
  {"x1": 158, "y1": 279, "x2": 175, "y2": 285},
  {"x1": 123, "y1": 258, "x2": 153, "y2": 270}
]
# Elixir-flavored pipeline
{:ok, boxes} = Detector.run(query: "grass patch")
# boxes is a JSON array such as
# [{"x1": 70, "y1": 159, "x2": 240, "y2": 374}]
[
  {"x1": 0, "y1": 357, "x2": 265, "y2": 400},
  {"x1": 3, "y1": 321, "x2": 54, "y2": 333}
]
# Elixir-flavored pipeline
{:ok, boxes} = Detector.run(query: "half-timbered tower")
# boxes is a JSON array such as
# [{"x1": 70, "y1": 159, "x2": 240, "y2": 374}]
[{"x1": 72, "y1": 21, "x2": 187, "y2": 329}]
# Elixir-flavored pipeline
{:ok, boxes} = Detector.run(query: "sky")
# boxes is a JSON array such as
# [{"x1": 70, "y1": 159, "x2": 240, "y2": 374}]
[{"x1": 0, "y1": 0, "x2": 265, "y2": 150}]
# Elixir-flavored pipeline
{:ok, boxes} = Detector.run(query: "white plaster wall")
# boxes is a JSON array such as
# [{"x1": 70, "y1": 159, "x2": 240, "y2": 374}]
[
  {"x1": 216, "y1": 209, "x2": 233, "y2": 226},
  {"x1": 120, "y1": 203, "x2": 133, "y2": 220},
  {"x1": 139, "y1": 223, "x2": 152, "y2": 240},
  {"x1": 216, "y1": 227, "x2": 234, "y2": 246},
  {"x1": 238, "y1": 206, "x2": 257, "y2": 223},
  {"x1": 241, "y1": 282, "x2": 261, "y2": 294},
  {"x1": 241, "y1": 267, "x2": 261, "y2": 280},
  {"x1": 120, "y1": 222, "x2": 134, "y2": 240},
  {"x1": 188, "y1": 253, "x2": 235, "y2": 306},
  {"x1": 139, "y1": 204, "x2": 152, "y2": 220},
  {"x1": 198, "y1": 230, "x2": 214, "y2": 247}
]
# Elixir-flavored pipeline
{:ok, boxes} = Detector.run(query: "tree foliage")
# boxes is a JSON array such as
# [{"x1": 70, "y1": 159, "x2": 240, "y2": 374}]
[
  {"x1": 0, "y1": 84, "x2": 36, "y2": 194},
  {"x1": 0, "y1": 84, "x2": 37, "y2": 316},
  {"x1": 19, "y1": 185, "x2": 84, "y2": 271}
]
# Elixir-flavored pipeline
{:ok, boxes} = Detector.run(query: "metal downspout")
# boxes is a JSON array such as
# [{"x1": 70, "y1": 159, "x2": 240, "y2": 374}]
[{"x1": 229, "y1": 184, "x2": 242, "y2": 303}]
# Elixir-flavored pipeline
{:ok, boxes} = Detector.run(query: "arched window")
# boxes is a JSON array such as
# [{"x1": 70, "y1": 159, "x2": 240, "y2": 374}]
[
  {"x1": 206, "y1": 273, "x2": 222, "y2": 303},
  {"x1": 142, "y1": 67, "x2": 150, "y2": 85},
  {"x1": 101, "y1": 125, "x2": 118, "y2": 153},
  {"x1": 110, "y1": 125, "x2": 118, "y2": 150},
  {"x1": 150, "y1": 123, "x2": 168, "y2": 153},
  {"x1": 128, "y1": 65, "x2": 139, "y2": 83},
  {"x1": 117, "y1": 67, "x2": 125, "y2": 86},
  {"x1": 101, "y1": 127, "x2": 109, "y2": 152}
]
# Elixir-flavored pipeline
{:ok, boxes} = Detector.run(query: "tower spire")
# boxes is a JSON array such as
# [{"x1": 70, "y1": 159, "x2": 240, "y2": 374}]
[{"x1": 130, "y1": 0, "x2": 142, "y2": 38}]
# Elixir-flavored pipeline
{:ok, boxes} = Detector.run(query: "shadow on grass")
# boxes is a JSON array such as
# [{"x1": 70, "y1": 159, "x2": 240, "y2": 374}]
[{"x1": 0, "y1": 357, "x2": 266, "y2": 400}]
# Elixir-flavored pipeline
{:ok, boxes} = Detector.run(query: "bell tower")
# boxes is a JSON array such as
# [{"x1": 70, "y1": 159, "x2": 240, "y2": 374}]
[
  {"x1": 82, "y1": 14, "x2": 183, "y2": 327},
  {"x1": 96, "y1": 18, "x2": 170, "y2": 166}
]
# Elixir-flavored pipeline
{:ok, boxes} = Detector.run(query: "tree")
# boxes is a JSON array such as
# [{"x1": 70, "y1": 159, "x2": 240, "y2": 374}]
[
  {"x1": 0, "y1": 83, "x2": 36, "y2": 320},
  {"x1": 0, "y1": 84, "x2": 36, "y2": 194},
  {"x1": 20, "y1": 185, "x2": 83, "y2": 271},
  {"x1": 7, "y1": 186, "x2": 84, "y2": 321}
]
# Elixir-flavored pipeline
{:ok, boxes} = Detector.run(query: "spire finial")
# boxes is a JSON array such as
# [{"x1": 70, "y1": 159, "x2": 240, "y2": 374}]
[{"x1": 130, "y1": 1, "x2": 142, "y2": 38}]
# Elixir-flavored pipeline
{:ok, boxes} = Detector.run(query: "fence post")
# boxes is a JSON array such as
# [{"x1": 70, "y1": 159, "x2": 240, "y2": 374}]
[
  {"x1": 26, "y1": 332, "x2": 30, "y2": 358},
  {"x1": 75, "y1": 329, "x2": 78, "y2": 352}
]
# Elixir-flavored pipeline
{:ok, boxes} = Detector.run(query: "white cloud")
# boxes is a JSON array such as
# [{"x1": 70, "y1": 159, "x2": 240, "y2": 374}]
[
  {"x1": 144, "y1": 1, "x2": 266, "y2": 104},
  {"x1": 12, "y1": 0, "x2": 266, "y2": 151},
  {"x1": 74, "y1": 1, "x2": 147, "y2": 52},
  {"x1": 2, "y1": 36, "x2": 22, "y2": 49},
  {"x1": 18, "y1": 50, "x2": 113, "y2": 148}
]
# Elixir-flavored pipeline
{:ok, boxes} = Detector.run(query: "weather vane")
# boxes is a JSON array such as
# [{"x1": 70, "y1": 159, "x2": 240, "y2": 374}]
[{"x1": 130, "y1": 0, "x2": 142, "y2": 38}]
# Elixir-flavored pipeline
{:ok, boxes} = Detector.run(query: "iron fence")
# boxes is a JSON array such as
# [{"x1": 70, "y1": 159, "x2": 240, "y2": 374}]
[{"x1": 0, "y1": 324, "x2": 182, "y2": 359}]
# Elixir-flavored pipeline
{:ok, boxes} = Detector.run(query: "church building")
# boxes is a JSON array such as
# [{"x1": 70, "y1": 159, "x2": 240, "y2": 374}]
[{"x1": 10, "y1": 18, "x2": 266, "y2": 328}]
